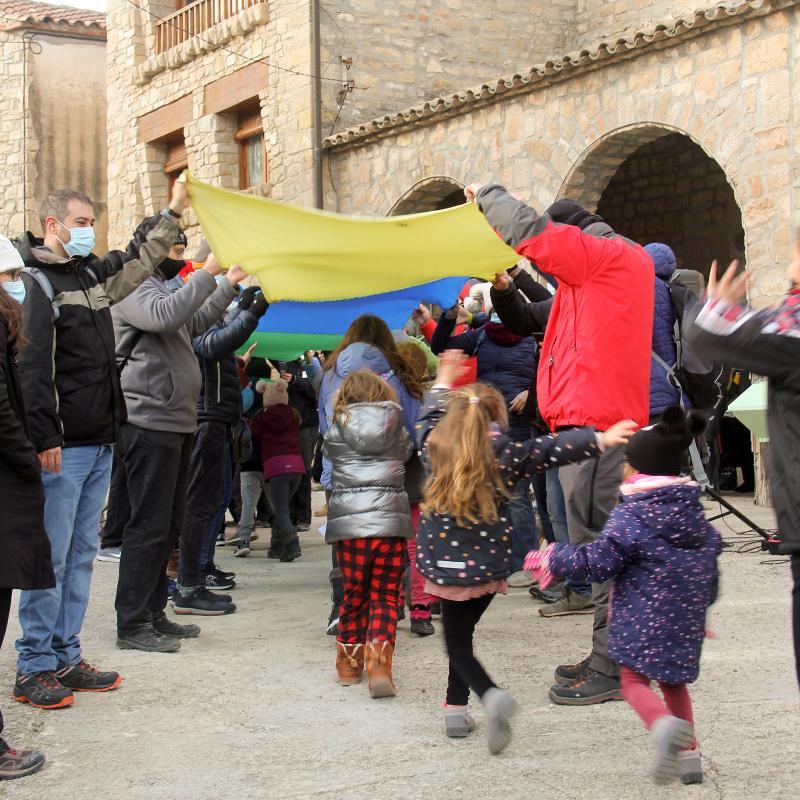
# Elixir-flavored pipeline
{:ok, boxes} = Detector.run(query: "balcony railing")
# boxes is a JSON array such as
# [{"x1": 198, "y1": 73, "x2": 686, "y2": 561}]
[{"x1": 155, "y1": 0, "x2": 262, "y2": 55}]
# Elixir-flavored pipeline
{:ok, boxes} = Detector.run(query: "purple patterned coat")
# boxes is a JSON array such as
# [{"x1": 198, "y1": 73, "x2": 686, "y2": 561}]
[{"x1": 548, "y1": 482, "x2": 721, "y2": 684}]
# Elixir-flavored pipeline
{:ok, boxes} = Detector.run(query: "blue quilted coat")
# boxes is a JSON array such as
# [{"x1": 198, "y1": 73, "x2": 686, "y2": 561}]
[{"x1": 548, "y1": 481, "x2": 721, "y2": 684}]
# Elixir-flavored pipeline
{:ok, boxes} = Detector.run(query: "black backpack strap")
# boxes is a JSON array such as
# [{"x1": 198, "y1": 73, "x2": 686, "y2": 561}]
[{"x1": 117, "y1": 329, "x2": 144, "y2": 373}]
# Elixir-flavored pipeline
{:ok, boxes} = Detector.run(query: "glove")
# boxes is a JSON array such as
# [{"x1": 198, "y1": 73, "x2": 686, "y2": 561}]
[
  {"x1": 524, "y1": 543, "x2": 556, "y2": 589},
  {"x1": 250, "y1": 292, "x2": 269, "y2": 318},
  {"x1": 237, "y1": 286, "x2": 259, "y2": 310}
]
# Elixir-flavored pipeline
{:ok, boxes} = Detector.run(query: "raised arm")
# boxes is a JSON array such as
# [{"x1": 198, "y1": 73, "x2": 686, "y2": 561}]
[
  {"x1": 429, "y1": 311, "x2": 480, "y2": 356},
  {"x1": 193, "y1": 292, "x2": 268, "y2": 360}
]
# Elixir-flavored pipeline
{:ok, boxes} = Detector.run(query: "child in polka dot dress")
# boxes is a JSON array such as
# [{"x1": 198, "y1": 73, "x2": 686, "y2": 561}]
[
  {"x1": 526, "y1": 407, "x2": 722, "y2": 784},
  {"x1": 415, "y1": 350, "x2": 635, "y2": 754}
]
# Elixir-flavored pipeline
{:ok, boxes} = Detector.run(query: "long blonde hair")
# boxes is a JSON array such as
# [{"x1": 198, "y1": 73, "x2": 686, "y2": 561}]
[
  {"x1": 333, "y1": 370, "x2": 397, "y2": 424},
  {"x1": 423, "y1": 383, "x2": 511, "y2": 526}
]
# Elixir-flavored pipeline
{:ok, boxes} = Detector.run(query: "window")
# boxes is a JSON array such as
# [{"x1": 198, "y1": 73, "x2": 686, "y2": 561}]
[
  {"x1": 165, "y1": 137, "x2": 188, "y2": 201},
  {"x1": 236, "y1": 105, "x2": 267, "y2": 189}
]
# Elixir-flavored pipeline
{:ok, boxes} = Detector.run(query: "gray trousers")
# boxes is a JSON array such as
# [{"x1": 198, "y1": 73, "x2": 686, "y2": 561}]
[{"x1": 557, "y1": 444, "x2": 625, "y2": 679}]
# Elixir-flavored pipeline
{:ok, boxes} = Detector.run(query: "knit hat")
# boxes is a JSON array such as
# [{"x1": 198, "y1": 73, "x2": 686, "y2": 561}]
[
  {"x1": 546, "y1": 199, "x2": 605, "y2": 230},
  {"x1": 644, "y1": 242, "x2": 676, "y2": 281},
  {"x1": 175, "y1": 228, "x2": 188, "y2": 247},
  {"x1": 625, "y1": 406, "x2": 707, "y2": 476},
  {"x1": 0, "y1": 235, "x2": 24, "y2": 273}
]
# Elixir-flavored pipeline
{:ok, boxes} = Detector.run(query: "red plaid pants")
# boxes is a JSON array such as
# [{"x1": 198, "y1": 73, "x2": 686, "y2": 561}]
[{"x1": 336, "y1": 536, "x2": 405, "y2": 646}]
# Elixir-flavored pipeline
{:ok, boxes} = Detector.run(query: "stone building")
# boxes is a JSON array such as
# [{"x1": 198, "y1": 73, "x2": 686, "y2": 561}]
[{"x1": 0, "y1": 0, "x2": 108, "y2": 250}]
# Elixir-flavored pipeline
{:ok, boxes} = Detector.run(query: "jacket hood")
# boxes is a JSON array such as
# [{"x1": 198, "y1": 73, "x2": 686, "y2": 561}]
[
  {"x1": 623, "y1": 483, "x2": 708, "y2": 549},
  {"x1": 335, "y1": 342, "x2": 392, "y2": 379},
  {"x1": 645, "y1": 243, "x2": 677, "y2": 281},
  {"x1": 17, "y1": 232, "x2": 69, "y2": 268},
  {"x1": 582, "y1": 220, "x2": 616, "y2": 240},
  {"x1": 334, "y1": 401, "x2": 405, "y2": 455}
]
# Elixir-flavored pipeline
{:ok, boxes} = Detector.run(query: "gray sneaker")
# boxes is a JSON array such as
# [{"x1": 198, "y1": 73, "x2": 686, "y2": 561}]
[
  {"x1": 651, "y1": 716, "x2": 695, "y2": 785},
  {"x1": 538, "y1": 588, "x2": 594, "y2": 617},
  {"x1": 679, "y1": 749, "x2": 703, "y2": 785},
  {"x1": 443, "y1": 705, "x2": 476, "y2": 738},
  {"x1": 97, "y1": 546, "x2": 121, "y2": 562},
  {"x1": 481, "y1": 688, "x2": 518, "y2": 755},
  {"x1": 0, "y1": 740, "x2": 45, "y2": 781}
]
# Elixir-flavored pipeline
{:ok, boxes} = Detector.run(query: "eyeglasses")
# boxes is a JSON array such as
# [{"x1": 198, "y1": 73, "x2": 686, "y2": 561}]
[{"x1": 2, "y1": 269, "x2": 22, "y2": 281}]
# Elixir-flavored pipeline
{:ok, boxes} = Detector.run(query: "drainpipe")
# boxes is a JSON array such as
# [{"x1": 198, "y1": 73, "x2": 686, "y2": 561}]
[{"x1": 311, "y1": 0, "x2": 323, "y2": 209}]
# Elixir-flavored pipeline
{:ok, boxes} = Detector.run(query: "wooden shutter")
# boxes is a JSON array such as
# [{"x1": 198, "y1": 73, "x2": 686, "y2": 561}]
[
  {"x1": 235, "y1": 107, "x2": 263, "y2": 142},
  {"x1": 165, "y1": 140, "x2": 188, "y2": 173}
]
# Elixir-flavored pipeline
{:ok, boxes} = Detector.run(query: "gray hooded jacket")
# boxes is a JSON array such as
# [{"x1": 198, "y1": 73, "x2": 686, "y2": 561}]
[{"x1": 323, "y1": 401, "x2": 413, "y2": 543}]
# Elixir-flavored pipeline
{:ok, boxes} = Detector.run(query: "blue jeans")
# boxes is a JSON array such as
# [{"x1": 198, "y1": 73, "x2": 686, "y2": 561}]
[
  {"x1": 17, "y1": 445, "x2": 113, "y2": 673},
  {"x1": 202, "y1": 445, "x2": 232, "y2": 572},
  {"x1": 545, "y1": 467, "x2": 591, "y2": 596},
  {"x1": 508, "y1": 478, "x2": 539, "y2": 573}
]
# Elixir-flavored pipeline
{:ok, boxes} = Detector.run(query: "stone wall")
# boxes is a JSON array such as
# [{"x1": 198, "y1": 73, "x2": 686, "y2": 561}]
[
  {"x1": 325, "y1": 4, "x2": 798, "y2": 306},
  {"x1": 0, "y1": 31, "x2": 27, "y2": 238},
  {"x1": 320, "y1": 0, "x2": 576, "y2": 134}
]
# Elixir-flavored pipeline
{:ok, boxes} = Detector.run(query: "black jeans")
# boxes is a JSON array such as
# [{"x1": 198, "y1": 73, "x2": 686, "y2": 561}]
[
  {"x1": 116, "y1": 424, "x2": 192, "y2": 635},
  {"x1": 290, "y1": 426, "x2": 317, "y2": 526},
  {"x1": 266, "y1": 473, "x2": 301, "y2": 534},
  {"x1": 178, "y1": 421, "x2": 228, "y2": 587},
  {"x1": 793, "y1": 554, "x2": 800, "y2": 689},
  {"x1": 102, "y1": 433, "x2": 129, "y2": 549},
  {"x1": 441, "y1": 594, "x2": 497, "y2": 706},
  {"x1": 0, "y1": 587, "x2": 12, "y2": 741}
]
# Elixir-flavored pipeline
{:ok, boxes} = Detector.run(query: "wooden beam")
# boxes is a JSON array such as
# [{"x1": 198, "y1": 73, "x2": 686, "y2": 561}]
[
  {"x1": 137, "y1": 94, "x2": 193, "y2": 144},
  {"x1": 203, "y1": 61, "x2": 268, "y2": 116}
]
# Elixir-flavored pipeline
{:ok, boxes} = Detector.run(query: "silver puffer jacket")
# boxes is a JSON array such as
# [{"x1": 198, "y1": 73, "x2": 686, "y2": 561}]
[{"x1": 323, "y1": 401, "x2": 414, "y2": 543}]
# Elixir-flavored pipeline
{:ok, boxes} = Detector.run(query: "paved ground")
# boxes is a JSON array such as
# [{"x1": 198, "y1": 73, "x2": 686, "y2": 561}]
[{"x1": 1, "y1": 493, "x2": 798, "y2": 800}]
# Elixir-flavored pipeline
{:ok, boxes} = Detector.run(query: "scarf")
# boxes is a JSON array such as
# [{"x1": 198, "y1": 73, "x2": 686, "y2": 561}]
[{"x1": 483, "y1": 321, "x2": 523, "y2": 346}]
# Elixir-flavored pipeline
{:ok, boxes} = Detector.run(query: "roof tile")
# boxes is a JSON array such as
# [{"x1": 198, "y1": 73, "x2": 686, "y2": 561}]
[{"x1": 0, "y1": 0, "x2": 106, "y2": 30}]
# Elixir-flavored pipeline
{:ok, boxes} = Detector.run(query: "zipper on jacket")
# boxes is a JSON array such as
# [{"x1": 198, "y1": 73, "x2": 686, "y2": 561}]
[{"x1": 216, "y1": 362, "x2": 221, "y2": 403}]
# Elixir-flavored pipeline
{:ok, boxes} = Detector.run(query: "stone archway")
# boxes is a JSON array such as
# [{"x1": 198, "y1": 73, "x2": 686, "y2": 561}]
[
  {"x1": 559, "y1": 124, "x2": 745, "y2": 275},
  {"x1": 389, "y1": 176, "x2": 465, "y2": 216}
]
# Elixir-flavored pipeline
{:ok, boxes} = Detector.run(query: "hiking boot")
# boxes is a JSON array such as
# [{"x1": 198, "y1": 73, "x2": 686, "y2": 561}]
[
  {"x1": 365, "y1": 640, "x2": 396, "y2": 698},
  {"x1": 280, "y1": 533, "x2": 302, "y2": 563},
  {"x1": 0, "y1": 740, "x2": 46, "y2": 780},
  {"x1": 507, "y1": 570, "x2": 533, "y2": 588},
  {"x1": 538, "y1": 588, "x2": 594, "y2": 617},
  {"x1": 553, "y1": 655, "x2": 592, "y2": 686},
  {"x1": 443, "y1": 704, "x2": 476, "y2": 738},
  {"x1": 54, "y1": 660, "x2": 121, "y2": 692},
  {"x1": 679, "y1": 749, "x2": 703, "y2": 785},
  {"x1": 234, "y1": 539, "x2": 251, "y2": 558},
  {"x1": 651, "y1": 716, "x2": 695, "y2": 785},
  {"x1": 529, "y1": 581, "x2": 564, "y2": 603},
  {"x1": 96, "y1": 546, "x2": 121, "y2": 563},
  {"x1": 481, "y1": 687, "x2": 518, "y2": 755},
  {"x1": 153, "y1": 613, "x2": 200, "y2": 639},
  {"x1": 116, "y1": 628, "x2": 181, "y2": 653},
  {"x1": 173, "y1": 586, "x2": 236, "y2": 616},
  {"x1": 410, "y1": 617, "x2": 435, "y2": 637},
  {"x1": 204, "y1": 570, "x2": 236, "y2": 591},
  {"x1": 548, "y1": 669, "x2": 622, "y2": 705},
  {"x1": 13, "y1": 671, "x2": 73, "y2": 709},
  {"x1": 335, "y1": 642, "x2": 364, "y2": 685}
]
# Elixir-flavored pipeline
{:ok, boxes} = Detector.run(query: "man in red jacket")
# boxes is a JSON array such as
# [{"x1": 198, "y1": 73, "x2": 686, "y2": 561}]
[{"x1": 467, "y1": 184, "x2": 653, "y2": 705}]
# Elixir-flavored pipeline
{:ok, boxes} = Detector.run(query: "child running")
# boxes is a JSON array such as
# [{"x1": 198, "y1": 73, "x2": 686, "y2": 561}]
[
  {"x1": 324, "y1": 370, "x2": 413, "y2": 698},
  {"x1": 527, "y1": 407, "x2": 722, "y2": 784},
  {"x1": 415, "y1": 350, "x2": 635, "y2": 754}
]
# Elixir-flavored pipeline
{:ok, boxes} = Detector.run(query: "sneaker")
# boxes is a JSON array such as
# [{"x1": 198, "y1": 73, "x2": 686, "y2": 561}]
[
  {"x1": 553, "y1": 655, "x2": 592, "y2": 686},
  {"x1": 214, "y1": 531, "x2": 226, "y2": 547},
  {"x1": 204, "y1": 571, "x2": 236, "y2": 591},
  {"x1": 651, "y1": 716, "x2": 695, "y2": 785},
  {"x1": 13, "y1": 671, "x2": 73, "y2": 709},
  {"x1": 297, "y1": 522, "x2": 311, "y2": 532},
  {"x1": 153, "y1": 613, "x2": 200, "y2": 639},
  {"x1": 116, "y1": 628, "x2": 181, "y2": 653},
  {"x1": 211, "y1": 564, "x2": 235, "y2": 580},
  {"x1": 0, "y1": 740, "x2": 46, "y2": 780},
  {"x1": 679, "y1": 749, "x2": 703, "y2": 785},
  {"x1": 234, "y1": 540, "x2": 251, "y2": 558},
  {"x1": 54, "y1": 660, "x2": 121, "y2": 692},
  {"x1": 548, "y1": 669, "x2": 622, "y2": 706},
  {"x1": 97, "y1": 546, "x2": 121, "y2": 562},
  {"x1": 529, "y1": 581, "x2": 565, "y2": 603},
  {"x1": 538, "y1": 588, "x2": 594, "y2": 617},
  {"x1": 443, "y1": 704, "x2": 476, "y2": 738},
  {"x1": 410, "y1": 617, "x2": 435, "y2": 637},
  {"x1": 507, "y1": 570, "x2": 533, "y2": 589},
  {"x1": 174, "y1": 586, "x2": 236, "y2": 616},
  {"x1": 481, "y1": 687, "x2": 518, "y2": 755},
  {"x1": 224, "y1": 533, "x2": 242, "y2": 547}
]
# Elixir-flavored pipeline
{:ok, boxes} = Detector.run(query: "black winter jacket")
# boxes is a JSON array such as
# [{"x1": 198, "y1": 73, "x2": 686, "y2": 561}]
[
  {"x1": 16, "y1": 216, "x2": 179, "y2": 451},
  {"x1": 194, "y1": 302, "x2": 265, "y2": 425},
  {"x1": 281, "y1": 359, "x2": 319, "y2": 429},
  {"x1": 414, "y1": 389, "x2": 601, "y2": 587}
]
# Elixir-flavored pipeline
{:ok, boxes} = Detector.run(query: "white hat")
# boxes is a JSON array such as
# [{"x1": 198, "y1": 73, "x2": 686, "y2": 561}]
[{"x1": 0, "y1": 235, "x2": 24, "y2": 273}]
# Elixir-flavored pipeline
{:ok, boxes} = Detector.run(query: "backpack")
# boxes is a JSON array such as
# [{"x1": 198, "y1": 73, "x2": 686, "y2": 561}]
[
  {"x1": 231, "y1": 419, "x2": 253, "y2": 464},
  {"x1": 651, "y1": 272, "x2": 722, "y2": 412},
  {"x1": 23, "y1": 265, "x2": 99, "y2": 322}
]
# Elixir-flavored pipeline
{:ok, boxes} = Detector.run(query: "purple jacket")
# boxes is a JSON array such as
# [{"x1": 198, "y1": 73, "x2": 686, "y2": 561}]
[{"x1": 548, "y1": 481, "x2": 721, "y2": 684}]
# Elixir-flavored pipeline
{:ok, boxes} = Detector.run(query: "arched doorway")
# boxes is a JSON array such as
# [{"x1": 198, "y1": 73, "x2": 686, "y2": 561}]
[
  {"x1": 559, "y1": 125, "x2": 745, "y2": 276},
  {"x1": 389, "y1": 176, "x2": 465, "y2": 216}
]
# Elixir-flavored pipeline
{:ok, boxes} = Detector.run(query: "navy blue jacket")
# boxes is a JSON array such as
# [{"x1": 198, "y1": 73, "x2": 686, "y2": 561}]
[
  {"x1": 415, "y1": 389, "x2": 600, "y2": 587},
  {"x1": 430, "y1": 317, "x2": 538, "y2": 440},
  {"x1": 650, "y1": 258, "x2": 681, "y2": 416},
  {"x1": 548, "y1": 481, "x2": 721, "y2": 684}
]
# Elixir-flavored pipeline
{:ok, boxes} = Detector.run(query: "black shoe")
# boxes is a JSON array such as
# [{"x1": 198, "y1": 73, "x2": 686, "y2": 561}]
[
  {"x1": 54, "y1": 660, "x2": 121, "y2": 692},
  {"x1": 548, "y1": 669, "x2": 622, "y2": 706},
  {"x1": 553, "y1": 655, "x2": 592, "y2": 686},
  {"x1": 410, "y1": 617, "x2": 435, "y2": 637},
  {"x1": 116, "y1": 628, "x2": 181, "y2": 653},
  {"x1": 204, "y1": 571, "x2": 236, "y2": 591},
  {"x1": 210, "y1": 564, "x2": 235, "y2": 580},
  {"x1": 397, "y1": 605, "x2": 406, "y2": 622},
  {"x1": 430, "y1": 601, "x2": 441, "y2": 617},
  {"x1": 153, "y1": 613, "x2": 201, "y2": 638},
  {"x1": 13, "y1": 671, "x2": 73, "y2": 709},
  {"x1": 529, "y1": 582, "x2": 565, "y2": 603},
  {"x1": 326, "y1": 602, "x2": 339, "y2": 636},
  {"x1": 173, "y1": 586, "x2": 236, "y2": 616},
  {"x1": 280, "y1": 536, "x2": 301, "y2": 562},
  {"x1": 0, "y1": 739, "x2": 46, "y2": 780},
  {"x1": 297, "y1": 522, "x2": 311, "y2": 532}
]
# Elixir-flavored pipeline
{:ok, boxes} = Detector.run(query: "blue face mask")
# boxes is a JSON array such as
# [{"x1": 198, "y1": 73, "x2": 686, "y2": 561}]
[
  {"x1": 3, "y1": 279, "x2": 26, "y2": 304},
  {"x1": 241, "y1": 386, "x2": 255, "y2": 414},
  {"x1": 490, "y1": 312, "x2": 502, "y2": 323},
  {"x1": 57, "y1": 221, "x2": 95, "y2": 258}
]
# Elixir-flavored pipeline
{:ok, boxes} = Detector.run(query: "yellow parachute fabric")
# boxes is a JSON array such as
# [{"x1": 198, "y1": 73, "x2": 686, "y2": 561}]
[{"x1": 184, "y1": 173, "x2": 519, "y2": 302}]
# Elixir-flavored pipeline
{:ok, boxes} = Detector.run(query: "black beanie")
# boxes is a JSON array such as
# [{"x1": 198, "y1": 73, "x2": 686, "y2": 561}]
[
  {"x1": 625, "y1": 407, "x2": 707, "y2": 476},
  {"x1": 546, "y1": 199, "x2": 605, "y2": 230}
]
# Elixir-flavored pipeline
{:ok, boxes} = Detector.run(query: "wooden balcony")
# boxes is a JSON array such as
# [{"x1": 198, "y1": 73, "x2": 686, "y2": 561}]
[{"x1": 155, "y1": 0, "x2": 263, "y2": 55}]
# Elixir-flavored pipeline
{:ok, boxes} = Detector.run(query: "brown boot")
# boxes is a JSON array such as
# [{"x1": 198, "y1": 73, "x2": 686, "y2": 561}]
[
  {"x1": 365, "y1": 640, "x2": 396, "y2": 698},
  {"x1": 335, "y1": 643, "x2": 364, "y2": 686}
]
